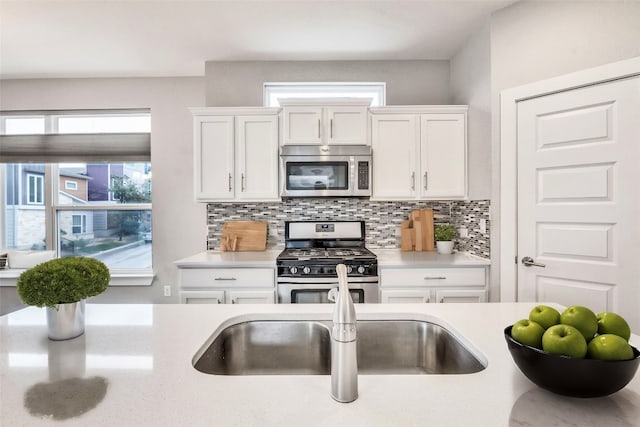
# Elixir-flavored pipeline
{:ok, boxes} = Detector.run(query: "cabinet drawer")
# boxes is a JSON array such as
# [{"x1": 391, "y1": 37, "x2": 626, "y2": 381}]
[
  {"x1": 180, "y1": 268, "x2": 274, "y2": 289},
  {"x1": 381, "y1": 267, "x2": 485, "y2": 288}
]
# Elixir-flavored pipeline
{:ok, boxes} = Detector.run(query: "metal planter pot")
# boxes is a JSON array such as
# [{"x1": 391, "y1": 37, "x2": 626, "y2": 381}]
[{"x1": 46, "y1": 300, "x2": 86, "y2": 341}]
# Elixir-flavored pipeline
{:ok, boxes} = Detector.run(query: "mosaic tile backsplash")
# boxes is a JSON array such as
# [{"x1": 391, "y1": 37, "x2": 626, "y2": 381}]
[{"x1": 207, "y1": 199, "x2": 490, "y2": 259}]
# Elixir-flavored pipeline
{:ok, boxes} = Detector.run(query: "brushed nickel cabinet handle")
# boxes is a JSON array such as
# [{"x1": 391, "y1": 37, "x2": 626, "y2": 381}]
[
  {"x1": 411, "y1": 172, "x2": 415, "y2": 190},
  {"x1": 423, "y1": 172, "x2": 428, "y2": 190},
  {"x1": 241, "y1": 173, "x2": 245, "y2": 192},
  {"x1": 214, "y1": 277, "x2": 237, "y2": 281},
  {"x1": 424, "y1": 276, "x2": 447, "y2": 280},
  {"x1": 228, "y1": 173, "x2": 232, "y2": 192}
]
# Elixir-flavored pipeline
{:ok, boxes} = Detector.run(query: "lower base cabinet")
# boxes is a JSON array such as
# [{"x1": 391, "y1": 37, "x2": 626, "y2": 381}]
[
  {"x1": 380, "y1": 266, "x2": 488, "y2": 303},
  {"x1": 178, "y1": 267, "x2": 275, "y2": 304}
]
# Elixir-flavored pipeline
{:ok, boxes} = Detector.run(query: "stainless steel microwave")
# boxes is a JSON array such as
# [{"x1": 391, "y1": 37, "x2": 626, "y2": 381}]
[{"x1": 279, "y1": 145, "x2": 372, "y2": 197}]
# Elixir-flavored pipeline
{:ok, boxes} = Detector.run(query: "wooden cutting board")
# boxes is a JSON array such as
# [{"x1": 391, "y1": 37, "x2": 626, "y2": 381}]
[
  {"x1": 404, "y1": 209, "x2": 435, "y2": 252},
  {"x1": 220, "y1": 221, "x2": 267, "y2": 251}
]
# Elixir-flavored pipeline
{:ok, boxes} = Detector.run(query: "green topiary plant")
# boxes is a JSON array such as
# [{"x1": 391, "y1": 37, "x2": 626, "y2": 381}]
[
  {"x1": 17, "y1": 257, "x2": 110, "y2": 308},
  {"x1": 434, "y1": 224, "x2": 455, "y2": 242}
]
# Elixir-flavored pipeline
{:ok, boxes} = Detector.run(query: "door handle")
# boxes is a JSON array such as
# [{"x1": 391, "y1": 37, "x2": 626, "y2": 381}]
[{"x1": 522, "y1": 256, "x2": 546, "y2": 268}]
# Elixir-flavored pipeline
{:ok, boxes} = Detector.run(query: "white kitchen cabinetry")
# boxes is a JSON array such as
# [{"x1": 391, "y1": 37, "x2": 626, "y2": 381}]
[
  {"x1": 179, "y1": 267, "x2": 275, "y2": 304},
  {"x1": 380, "y1": 266, "x2": 487, "y2": 303},
  {"x1": 191, "y1": 108, "x2": 280, "y2": 202},
  {"x1": 370, "y1": 106, "x2": 468, "y2": 200},
  {"x1": 280, "y1": 98, "x2": 370, "y2": 146}
]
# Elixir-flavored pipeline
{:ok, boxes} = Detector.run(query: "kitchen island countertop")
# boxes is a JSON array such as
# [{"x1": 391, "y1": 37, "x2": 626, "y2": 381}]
[{"x1": 1, "y1": 303, "x2": 638, "y2": 426}]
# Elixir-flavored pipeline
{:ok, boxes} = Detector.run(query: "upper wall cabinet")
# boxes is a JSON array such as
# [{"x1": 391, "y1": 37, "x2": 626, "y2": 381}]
[
  {"x1": 191, "y1": 108, "x2": 280, "y2": 202},
  {"x1": 280, "y1": 98, "x2": 371, "y2": 146},
  {"x1": 370, "y1": 106, "x2": 468, "y2": 200}
]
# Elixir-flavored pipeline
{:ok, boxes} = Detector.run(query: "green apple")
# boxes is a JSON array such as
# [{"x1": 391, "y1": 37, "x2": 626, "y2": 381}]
[
  {"x1": 511, "y1": 319, "x2": 545, "y2": 349},
  {"x1": 587, "y1": 334, "x2": 635, "y2": 361},
  {"x1": 597, "y1": 312, "x2": 631, "y2": 341},
  {"x1": 529, "y1": 305, "x2": 561, "y2": 329},
  {"x1": 542, "y1": 324, "x2": 588, "y2": 358},
  {"x1": 560, "y1": 306, "x2": 598, "y2": 341}
]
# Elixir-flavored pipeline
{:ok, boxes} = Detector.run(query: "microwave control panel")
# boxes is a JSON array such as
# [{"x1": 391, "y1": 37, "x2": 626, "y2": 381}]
[{"x1": 357, "y1": 161, "x2": 369, "y2": 190}]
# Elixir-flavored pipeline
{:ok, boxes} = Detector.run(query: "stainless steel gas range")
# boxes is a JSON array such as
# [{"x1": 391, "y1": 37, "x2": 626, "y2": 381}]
[{"x1": 276, "y1": 221, "x2": 379, "y2": 303}]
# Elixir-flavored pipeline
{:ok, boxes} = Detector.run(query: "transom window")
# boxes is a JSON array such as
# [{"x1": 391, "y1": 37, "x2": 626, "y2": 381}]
[{"x1": 264, "y1": 82, "x2": 386, "y2": 107}]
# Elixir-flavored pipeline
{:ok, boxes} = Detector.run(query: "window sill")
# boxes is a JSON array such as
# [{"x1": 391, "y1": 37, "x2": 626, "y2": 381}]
[{"x1": 0, "y1": 269, "x2": 155, "y2": 287}]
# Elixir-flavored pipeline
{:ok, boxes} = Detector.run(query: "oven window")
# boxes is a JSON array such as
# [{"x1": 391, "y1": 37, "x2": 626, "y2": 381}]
[
  {"x1": 286, "y1": 162, "x2": 348, "y2": 190},
  {"x1": 291, "y1": 289, "x2": 364, "y2": 304}
]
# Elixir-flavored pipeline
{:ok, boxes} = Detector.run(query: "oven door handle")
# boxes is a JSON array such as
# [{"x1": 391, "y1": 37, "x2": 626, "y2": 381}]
[{"x1": 277, "y1": 276, "x2": 379, "y2": 284}]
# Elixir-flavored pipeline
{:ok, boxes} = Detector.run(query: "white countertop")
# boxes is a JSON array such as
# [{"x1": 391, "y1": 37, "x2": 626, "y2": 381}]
[
  {"x1": 2, "y1": 303, "x2": 638, "y2": 426},
  {"x1": 173, "y1": 249, "x2": 489, "y2": 268}
]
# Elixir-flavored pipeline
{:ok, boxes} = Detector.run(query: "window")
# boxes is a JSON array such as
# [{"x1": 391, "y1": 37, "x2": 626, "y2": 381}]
[
  {"x1": 0, "y1": 110, "x2": 152, "y2": 275},
  {"x1": 27, "y1": 173, "x2": 44, "y2": 205},
  {"x1": 71, "y1": 214, "x2": 87, "y2": 234},
  {"x1": 264, "y1": 82, "x2": 386, "y2": 107}
]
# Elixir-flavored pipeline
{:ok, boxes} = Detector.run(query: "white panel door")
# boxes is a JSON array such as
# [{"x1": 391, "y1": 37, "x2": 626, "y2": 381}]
[
  {"x1": 370, "y1": 114, "x2": 419, "y2": 200},
  {"x1": 517, "y1": 76, "x2": 640, "y2": 330},
  {"x1": 235, "y1": 115, "x2": 279, "y2": 201},
  {"x1": 420, "y1": 114, "x2": 467, "y2": 198},
  {"x1": 194, "y1": 116, "x2": 234, "y2": 201}
]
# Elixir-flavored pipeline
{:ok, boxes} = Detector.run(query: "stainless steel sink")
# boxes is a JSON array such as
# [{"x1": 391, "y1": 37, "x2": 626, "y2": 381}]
[{"x1": 193, "y1": 316, "x2": 486, "y2": 375}]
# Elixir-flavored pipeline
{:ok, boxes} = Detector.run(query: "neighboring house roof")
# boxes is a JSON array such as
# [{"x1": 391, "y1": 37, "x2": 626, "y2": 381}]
[
  {"x1": 60, "y1": 169, "x2": 93, "y2": 180},
  {"x1": 59, "y1": 191, "x2": 89, "y2": 205}
]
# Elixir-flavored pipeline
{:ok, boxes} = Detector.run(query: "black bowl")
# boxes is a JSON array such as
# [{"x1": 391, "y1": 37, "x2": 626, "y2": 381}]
[{"x1": 504, "y1": 326, "x2": 640, "y2": 398}]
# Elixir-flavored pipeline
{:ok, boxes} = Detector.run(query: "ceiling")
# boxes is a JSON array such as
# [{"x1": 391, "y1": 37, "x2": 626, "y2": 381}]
[{"x1": 0, "y1": 0, "x2": 518, "y2": 80}]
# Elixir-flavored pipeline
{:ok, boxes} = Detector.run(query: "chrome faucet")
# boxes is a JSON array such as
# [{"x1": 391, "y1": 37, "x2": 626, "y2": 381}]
[{"x1": 331, "y1": 263, "x2": 358, "y2": 403}]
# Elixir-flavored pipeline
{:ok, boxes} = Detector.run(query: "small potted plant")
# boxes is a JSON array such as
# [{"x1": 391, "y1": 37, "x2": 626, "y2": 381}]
[
  {"x1": 434, "y1": 224, "x2": 456, "y2": 254},
  {"x1": 17, "y1": 257, "x2": 110, "y2": 340}
]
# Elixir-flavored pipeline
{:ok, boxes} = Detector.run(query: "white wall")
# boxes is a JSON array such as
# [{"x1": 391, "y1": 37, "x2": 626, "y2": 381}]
[
  {"x1": 205, "y1": 60, "x2": 451, "y2": 106},
  {"x1": 450, "y1": 20, "x2": 491, "y2": 202},
  {"x1": 0, "y1": 77, "x2": 206, "y2": 311},
  {"x1": 489, "y1": 0, "x2": 640, "y2": 301}
]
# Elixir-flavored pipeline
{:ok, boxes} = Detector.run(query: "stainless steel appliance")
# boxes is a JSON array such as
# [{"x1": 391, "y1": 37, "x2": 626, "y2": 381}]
[
  {"x1": 279, "y1": 145, "x2": 372, "y2": 198},
  {"x1": 276, "y1": 221, "x2": 379, "y2": 303}
]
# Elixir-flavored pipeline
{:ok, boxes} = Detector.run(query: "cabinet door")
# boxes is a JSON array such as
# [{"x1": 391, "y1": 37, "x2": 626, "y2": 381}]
[
  {"x1": 326, "y1": 106, "x2": 368, "y2": 145},
  {"x1": 227, "y1": 290, "x2": 275, "y2": 304},
  {"x1": 370, "y1": 114, "x2": 419, "y2": 200},
  {"x1": 235, "y1": 115, "x2": 279, "y2": 201},
  {"x1": 381, "y1": 289, "x2": 432, "y2": 303},
  {"x1": 435, "y1": 289, "x2": 486, "y2": 303},
  {"x1": 194, "y1": 115, "x2": 235, "y2": 201},
  {"x1": 420, "y1": 114, "x2": 467, "y2": 199},
  {"x1": 180, "y1": 291, "x2": 225, "y2": 304},
  {"x1": 282, "y1": 106, "x2": 323, "y2": 145}
]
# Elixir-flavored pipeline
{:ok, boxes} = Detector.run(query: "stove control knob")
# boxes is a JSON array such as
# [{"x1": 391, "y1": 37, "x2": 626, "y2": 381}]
[
  {"x1": 346, "y1": 266, "x2": 353, "y2": 274},
  {"x1": 289, "y1": 266, "x2": 298, "y2": 275},
  {"x1": 357, "y1": 266, "x2": 366, "y2": 274},
  {"x1": 303, "y1": 266, "x2": 311, "y2": 275}
]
